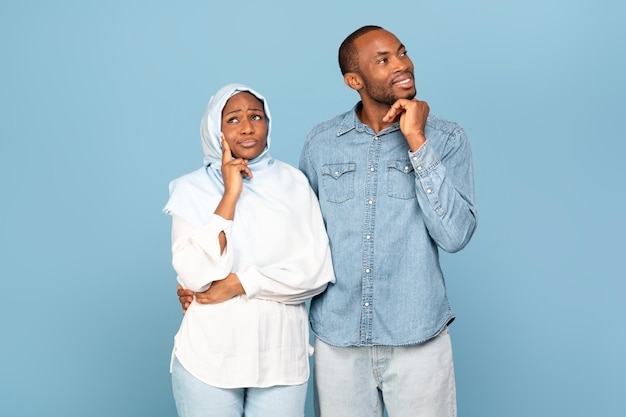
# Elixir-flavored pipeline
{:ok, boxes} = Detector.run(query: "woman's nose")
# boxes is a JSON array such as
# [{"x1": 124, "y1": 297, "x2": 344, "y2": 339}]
[{"x1": 241, "y1": 119, "x2": 254, "y2": 134}]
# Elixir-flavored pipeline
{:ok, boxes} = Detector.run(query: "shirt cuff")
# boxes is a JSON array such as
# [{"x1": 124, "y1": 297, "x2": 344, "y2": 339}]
[
  {"x1": 237, "y1": 269, "x2": 262, "y2": 299},
  {"x1": 407, "y1": 140, "x2": 441, "y2": 178}
]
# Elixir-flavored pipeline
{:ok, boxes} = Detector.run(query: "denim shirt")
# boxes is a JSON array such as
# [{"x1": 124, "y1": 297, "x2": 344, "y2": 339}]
[{"x1": 299, "y1": 103, "x2": 477, "y2": 347}]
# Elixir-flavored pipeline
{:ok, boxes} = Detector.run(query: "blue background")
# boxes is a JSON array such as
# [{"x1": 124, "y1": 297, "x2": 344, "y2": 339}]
[{"x1": 1, "y1": 1, "x2": 624, "y2": 416}]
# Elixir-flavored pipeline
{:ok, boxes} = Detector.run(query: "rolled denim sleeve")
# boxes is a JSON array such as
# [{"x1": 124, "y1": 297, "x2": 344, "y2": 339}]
[{"x1": 409, "y1": 128, "x2": 477, "y2": 253}]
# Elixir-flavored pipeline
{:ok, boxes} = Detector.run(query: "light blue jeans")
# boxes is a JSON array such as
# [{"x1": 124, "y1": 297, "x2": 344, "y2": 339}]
[
  {"x1": 172, "y1": 357, "x2": 308, "y2": 417},
  {"x1": 313, "y1": 327, "x2": 456, "y2": 417}
]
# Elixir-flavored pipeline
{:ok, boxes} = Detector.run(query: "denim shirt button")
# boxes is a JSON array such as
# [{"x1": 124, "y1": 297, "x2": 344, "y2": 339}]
[
  {"x1": 426, "y1": 188, "x2": 432, "y2": 194},
  {"x1": 364, "y1": 302, "x2": 370, "y2": 307},
  {"x1": 305, "y1": 112, "x2": 475, "y2": 347}
]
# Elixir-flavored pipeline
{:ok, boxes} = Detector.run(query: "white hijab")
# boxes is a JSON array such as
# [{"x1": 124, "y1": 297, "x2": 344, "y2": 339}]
[
  {"x1": 164, "y1": 83, "x2": 276, "y2": 225},
  {"x1": 200, "y1": 83, "x2": 272, "y2": 169},
  {"x1": 163, "y1": 84, "x2": 331, "y2": 282}
]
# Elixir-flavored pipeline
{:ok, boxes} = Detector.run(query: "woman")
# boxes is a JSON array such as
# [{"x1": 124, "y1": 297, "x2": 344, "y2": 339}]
[{"x1": 163, "y1": 83, "x2": 335, "y2": 417}]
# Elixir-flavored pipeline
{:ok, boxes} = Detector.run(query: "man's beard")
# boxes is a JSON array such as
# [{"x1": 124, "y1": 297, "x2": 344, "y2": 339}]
[{"x1": 362, "y1": 78, "x2": 416, "y2": 105}]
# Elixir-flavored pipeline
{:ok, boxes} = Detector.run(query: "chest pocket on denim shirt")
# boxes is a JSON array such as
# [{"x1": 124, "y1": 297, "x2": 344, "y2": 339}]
[
  {"x1": 321, "y1": 163, "x2": 355, "y2": 203},
  {"x1": 387, "y1": 160, "x2": 417, "y2": 199}
]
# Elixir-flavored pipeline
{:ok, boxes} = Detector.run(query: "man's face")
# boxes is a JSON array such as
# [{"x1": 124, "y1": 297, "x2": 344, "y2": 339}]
[{"x1": 353, "y1": 29, "x2": 416, "y2": 105}]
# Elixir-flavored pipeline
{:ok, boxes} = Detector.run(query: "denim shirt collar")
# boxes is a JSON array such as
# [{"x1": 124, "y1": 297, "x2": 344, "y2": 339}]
[
  {"x1": 303, "y1": 106, "x2": 477, "y2": 347},
  {"x1": 336, "y1": 102, "x2": 401, "y2": 137}
]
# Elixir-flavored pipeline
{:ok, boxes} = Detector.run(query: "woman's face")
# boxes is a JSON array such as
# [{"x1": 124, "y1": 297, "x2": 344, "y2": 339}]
[{"x1": 221, "y1": 91, "x2": 268, "y2": 160}]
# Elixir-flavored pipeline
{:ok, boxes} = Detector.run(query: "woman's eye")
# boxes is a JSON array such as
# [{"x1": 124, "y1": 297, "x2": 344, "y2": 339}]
[
  {"x1": 251, "y1": 114, "x2": 262, "y2": 121},
  {"x1": 227, "y1": 117, "x2": 239, "y2": 123}
]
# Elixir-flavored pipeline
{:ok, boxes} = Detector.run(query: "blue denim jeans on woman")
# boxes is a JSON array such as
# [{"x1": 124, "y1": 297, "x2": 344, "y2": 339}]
[{"x1": 172, "y1": 357, "x2": 308, "y2": 417}]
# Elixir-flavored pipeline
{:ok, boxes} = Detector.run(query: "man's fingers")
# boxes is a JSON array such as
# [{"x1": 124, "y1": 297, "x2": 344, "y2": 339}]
[
  {"x1": 383, "y1": 99, "x2": 428, "y2": 123},
  {"x1": 177, "y1": 286, "x2": 194, "y2": 297},
  {"x1": 383, "y1": 99, "x2": 410, "y2": 122},
  {"x1": 383, "y1": 105, "x2": 403, "y2": 122}
]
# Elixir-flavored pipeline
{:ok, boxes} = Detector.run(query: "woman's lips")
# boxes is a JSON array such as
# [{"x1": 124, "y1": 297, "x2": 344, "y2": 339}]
[{"x1": 238, "y1": 139, "x2": 258, "y2": 148}]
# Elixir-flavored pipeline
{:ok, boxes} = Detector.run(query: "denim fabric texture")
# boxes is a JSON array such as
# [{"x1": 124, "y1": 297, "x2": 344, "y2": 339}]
[
  {"x1": 299, "y1": 104, "x2": 477, "y2": 347},
  {"x1": 172, "y1": 357, "x2": 308, "y2": 417},
  {"x1": 313, "y1": 328, "x2": 456, "y2": 417}
]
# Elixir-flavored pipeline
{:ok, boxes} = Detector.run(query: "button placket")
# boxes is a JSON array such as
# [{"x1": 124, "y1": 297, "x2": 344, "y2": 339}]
[{"x1": 360, "y1": 133, "x2": 380, "y2": 344}]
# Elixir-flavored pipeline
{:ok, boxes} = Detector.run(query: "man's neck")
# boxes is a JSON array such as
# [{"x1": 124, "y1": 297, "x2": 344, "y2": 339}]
[{"x1": 356, "y1": 101, "x2": 395, "y2": 134}]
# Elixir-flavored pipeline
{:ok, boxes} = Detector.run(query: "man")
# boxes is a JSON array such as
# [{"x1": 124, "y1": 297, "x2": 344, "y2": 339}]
[
  {"x1": 298, "y1": 26, "x2": 476, "y2": 417},
  {"x1": 179, "y1": 25, "x2": 476, "y2": 417}
]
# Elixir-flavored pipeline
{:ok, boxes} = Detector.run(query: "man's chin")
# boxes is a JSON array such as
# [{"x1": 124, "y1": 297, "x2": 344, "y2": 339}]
[
  {"x1": 400, "y1": 90, "x2": 417, "y2": 100},
  {"x1": 390, "y1": 88, "x2": 416, "y2": 102}
]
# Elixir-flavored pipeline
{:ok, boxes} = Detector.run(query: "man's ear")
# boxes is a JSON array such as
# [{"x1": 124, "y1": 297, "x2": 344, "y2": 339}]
[{"x1": 343, "y1": 72, "x2": 362, "y2": 91}]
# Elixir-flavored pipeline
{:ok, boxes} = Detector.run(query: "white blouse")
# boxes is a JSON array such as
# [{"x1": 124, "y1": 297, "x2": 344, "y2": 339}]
[{"x1": 166, "y1": 164, "x2": 335, "y2": 389}]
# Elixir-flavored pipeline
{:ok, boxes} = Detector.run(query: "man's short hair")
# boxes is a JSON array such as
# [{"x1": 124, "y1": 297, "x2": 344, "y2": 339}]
[{"x1": 338, "y1": 25, "x2": 383, "y2": 75}]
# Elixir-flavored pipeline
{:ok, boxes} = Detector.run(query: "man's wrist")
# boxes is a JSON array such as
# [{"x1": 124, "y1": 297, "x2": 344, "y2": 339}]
[{"x1": 406, "y1": 132, "x2": 427, "y2": 153}]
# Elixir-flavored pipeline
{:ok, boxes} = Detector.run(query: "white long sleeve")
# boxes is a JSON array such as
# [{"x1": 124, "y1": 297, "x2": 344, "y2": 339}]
[
  {"x1": 235, "y1": 187, "x2": 334, "y2": 304},
  {"x1": 163, "y1": 163, "x2": 335, "y2": 389},
  {"x1": 171, "y1": 214, "x2": 233, "y2": 292}
]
